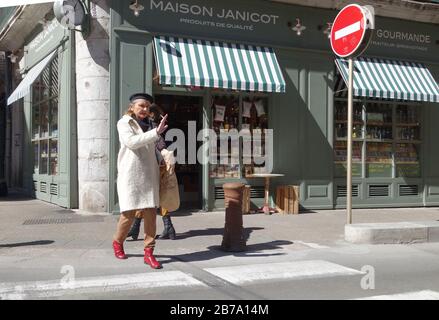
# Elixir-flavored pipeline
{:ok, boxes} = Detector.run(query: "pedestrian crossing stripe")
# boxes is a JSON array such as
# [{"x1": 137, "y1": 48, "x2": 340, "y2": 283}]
[
  {"x1": 354, "y1": 290, "x2": 439, "y2": 300},
  {"x1": 0, "y1": 271, "x2": 206, "y2": 299},
  {"x1": 204, "y1": 260, "x2": 364, "y2": 285}
]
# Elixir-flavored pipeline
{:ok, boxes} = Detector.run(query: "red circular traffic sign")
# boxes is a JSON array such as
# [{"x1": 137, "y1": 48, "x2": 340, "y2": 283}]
[{"x1": 330, "y1": 4, "x2": 368, "y2": 58}]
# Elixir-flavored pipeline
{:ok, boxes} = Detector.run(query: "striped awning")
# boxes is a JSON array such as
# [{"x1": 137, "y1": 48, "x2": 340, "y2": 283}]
[
  {"x1": 7, "y1": 50, "x2": 57, "y2": 105},
  {"x1": 335, "y1": 57, "x2": 439, "y2": 102},
  {"x1": 153, "y1": 36, "x2": 286, "y2": 93},
  {"x1": 0, "y1": 0, "x2": 55, "y2": 8}
]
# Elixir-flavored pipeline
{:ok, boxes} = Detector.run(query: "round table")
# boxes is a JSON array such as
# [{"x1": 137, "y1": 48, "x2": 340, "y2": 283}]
[{"x1": 246, "y1": 173, "x2": 284, "y2": 214}]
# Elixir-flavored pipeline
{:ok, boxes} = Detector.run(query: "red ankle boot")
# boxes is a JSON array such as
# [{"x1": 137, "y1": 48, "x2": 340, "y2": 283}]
[
  {"x1": 112, "y1": 240, "x2": 127, "y2": 259},
  {"x1": 144, "y1": 248, "x2": 162, "y2": 269}
]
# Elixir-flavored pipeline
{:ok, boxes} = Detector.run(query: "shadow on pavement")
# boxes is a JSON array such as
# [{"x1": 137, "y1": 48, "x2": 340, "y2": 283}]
[
  {"x1": 175, "y1": 227, "x2": 264, "y2": 240},
  {"x1": 156, "y1": 239, "x2": 293, "y2": 264},
  {"x1": 172, "y1": 209, "x2": 213, "y2": 217},
  {"x1": 0, "y1": 194, "x2": 35, "y2": 202},
  {"x1": 0, "y1": 240, "x2": 55, "y2": 248}
]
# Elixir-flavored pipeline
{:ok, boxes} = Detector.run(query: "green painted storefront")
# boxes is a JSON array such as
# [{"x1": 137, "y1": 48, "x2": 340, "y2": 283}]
[
  {"x1": 21, "y1": 19, "x2": 78, "y2": 208},
  {"x1": 109, "y1": 0, "x2": 439, "y2": 213}
]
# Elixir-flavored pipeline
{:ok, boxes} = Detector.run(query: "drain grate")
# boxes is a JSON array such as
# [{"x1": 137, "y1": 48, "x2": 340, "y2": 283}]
[{"x1": 23, "y1": 216, "x2": 105, "y2": 225}]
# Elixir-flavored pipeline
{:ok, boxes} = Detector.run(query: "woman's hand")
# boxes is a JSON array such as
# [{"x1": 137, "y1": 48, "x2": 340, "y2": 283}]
[{"x1": 156, "y1": 114, "x2": 168, "y2": 135}]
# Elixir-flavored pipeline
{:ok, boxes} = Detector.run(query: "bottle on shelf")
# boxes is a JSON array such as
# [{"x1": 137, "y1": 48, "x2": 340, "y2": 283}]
[
  {"x1": 224, "y1": 117, "x2": 230, "y2": 131},
  {"x1": 336, "y1": 124, "x2": 342, "y2": 138}
]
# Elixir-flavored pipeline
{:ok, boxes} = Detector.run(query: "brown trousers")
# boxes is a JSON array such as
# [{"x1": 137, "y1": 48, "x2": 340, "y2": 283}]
[
  {"x1": 134, "y1": 207, "x2": 168, "y2": 218},
  {"x1": 113, "y1": 208, "x2": 156, "y2": 248},
  {"x1": 134, "y1": 166, "x2": 169, "y2": 219}
]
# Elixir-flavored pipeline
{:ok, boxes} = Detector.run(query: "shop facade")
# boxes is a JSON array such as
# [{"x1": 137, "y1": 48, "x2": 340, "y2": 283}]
[
  {"x1": 4, "y1": 0, "x2": 439, "y2": 213},
  {"x1": 6, "y1": 17, "x2": 78, "y2": 208},
  {"x1": 108, "y1": 0, "x2": 439, "y2": 213},
  {"x1": 3, "y1": 1, "x2": 110, "y2": 212}
]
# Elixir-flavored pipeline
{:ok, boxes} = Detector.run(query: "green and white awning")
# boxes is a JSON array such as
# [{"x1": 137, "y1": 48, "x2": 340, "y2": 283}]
[
  {"x1": 153, "y1": 36, "x2": 286, "y2": 93},
  {"x1": 335, "y1": 57, "x2": 439, "y2": 102}
]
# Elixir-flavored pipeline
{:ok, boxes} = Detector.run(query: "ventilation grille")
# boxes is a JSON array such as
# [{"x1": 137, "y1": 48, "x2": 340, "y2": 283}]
[
  {"x1": 215, "y1": 185, "x2": 265, "y2": 200},
  {"x1": 337, "y1": 185, "x2": 359, "y2": 197},
  {"x1": 215, "y1": 187, "x2": 224, "y2": 200},
  {"x1": 40, "y1": 182, "x2": 47, "y2": 193},
  {"x1": 250, "y1": 186, "x2": 265, "y2": 198},
  {"x1": 23, "y1": 216, "x2": 104, "y2": 225},
  {"x1": 399, "y1": 185, "x2": 418, "y2": 196},
  {"x1": 369, "y1": 185, "x2": 389, "y2": 197},
  {"x1": 50, "y1": 184, "x2": 58, "y2": 196}
]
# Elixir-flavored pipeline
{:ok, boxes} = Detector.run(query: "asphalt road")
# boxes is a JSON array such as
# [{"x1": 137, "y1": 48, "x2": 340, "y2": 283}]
[
  {"x1": 1, "y1": 195, "x2": 439, "y2": 301},
  {"x1": 1, "y1": 241, "x2": 439, "y2": 300}
]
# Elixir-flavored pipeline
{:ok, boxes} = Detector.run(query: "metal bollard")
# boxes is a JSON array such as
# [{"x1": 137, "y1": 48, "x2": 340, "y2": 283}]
[{"x1": 221, "y1": 182, "x2": 246, "y2": 252}]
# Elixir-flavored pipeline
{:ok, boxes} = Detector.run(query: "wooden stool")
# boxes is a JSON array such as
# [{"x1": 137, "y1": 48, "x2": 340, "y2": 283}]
[
  {"x1": 275, "y1": 185, "x2": 299, "y2": 214},
  {"x1": 242, "y1": 185, "x2": 251, "y2": 214}
]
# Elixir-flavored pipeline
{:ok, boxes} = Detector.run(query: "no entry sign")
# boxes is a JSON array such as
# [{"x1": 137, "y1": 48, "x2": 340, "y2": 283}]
[
  {"x1": 331, "y1": 4, "x2": 374, "y2": 225},
  {"x1": 330, "y1": 4, "x2": 374, "y2": 58}
]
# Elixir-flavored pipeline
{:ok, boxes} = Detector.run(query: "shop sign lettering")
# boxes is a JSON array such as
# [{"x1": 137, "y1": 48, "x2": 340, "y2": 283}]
[
  {"x1": 376, "y1": 29, "x2": 431, "y2": 44},
  {"x1": 28, "y1": 20, "x2": 59, "y2": 53},
  {"x1": 372, "y1": 28, "x2": 433, "y2": 52},
  {"x1": 149, "y1": 0, "x2": 279, "y2": 31}
]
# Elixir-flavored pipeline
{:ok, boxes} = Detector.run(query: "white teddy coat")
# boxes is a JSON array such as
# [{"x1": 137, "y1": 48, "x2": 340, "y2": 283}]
[{"x1": 116, "y1": 115, "x2": 160, "y2": 212}]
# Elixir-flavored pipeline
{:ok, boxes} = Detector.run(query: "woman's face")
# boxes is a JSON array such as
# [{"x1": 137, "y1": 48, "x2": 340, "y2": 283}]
[{"x1": 130, "y1": 99, "x2": 151, "y2": 120}]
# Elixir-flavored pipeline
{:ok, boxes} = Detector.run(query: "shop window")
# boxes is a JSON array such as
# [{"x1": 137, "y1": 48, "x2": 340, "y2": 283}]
[
  {"x1": 334, "y1": 99, "x2": 422, "y2": 179},
  {"x1": 31, "y1": 55, "x2": 59, "y2": 176},
  {"x1": 210, "y1": 94, "x2": 269, "y2": 179},
  {"x1": 334, "y1": 100, "x2": 364, "y2": 178},
  {"x1": 395, "y1": 104, "x2": 421, "y2": 178},
  {"x1": 366, "y1": 142, "x2": 392, "y2": 178}
]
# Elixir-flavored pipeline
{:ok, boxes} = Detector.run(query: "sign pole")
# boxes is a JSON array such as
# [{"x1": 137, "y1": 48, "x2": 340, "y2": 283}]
[
  {"x1": 330, "y1": 4, "x2": 374, "y2": 225},
  {"x1": 347, "y1": 57, "x2": 354, "y2": 225}
]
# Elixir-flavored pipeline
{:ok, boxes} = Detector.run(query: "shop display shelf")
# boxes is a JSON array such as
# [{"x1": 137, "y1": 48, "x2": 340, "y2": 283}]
[
  {"x1": 396, "y1": 123, "x2": 421, "y2": 127},
  {"x1": 365, "y1": 139, "x2": 393, "y2": 143},
  {"x1": 335, "y1": 120, "x2": 363, "y2": 124},
  {"x1": 395, "y1": 161, "x2": 419, "y2": 164},
  {"x1": 366, "y1": 122, "x2": 393, "y2": 126},
  {"x1": 335, "y1": 138, "x2": 364, "y2": 142},
  {"x1": 395, "y1": 140, "x2": 422, "y2": 144}
]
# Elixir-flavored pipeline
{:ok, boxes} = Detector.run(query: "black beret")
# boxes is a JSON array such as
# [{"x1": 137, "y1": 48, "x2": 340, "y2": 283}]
[{"x1": 129, "y1": 93, "x2": 154, "y2": 103}]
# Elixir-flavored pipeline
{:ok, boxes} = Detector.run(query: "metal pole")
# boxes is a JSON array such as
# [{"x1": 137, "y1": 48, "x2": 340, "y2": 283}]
[{"x1": 347, "y1": 58, "x2": 354, "y2": 224}]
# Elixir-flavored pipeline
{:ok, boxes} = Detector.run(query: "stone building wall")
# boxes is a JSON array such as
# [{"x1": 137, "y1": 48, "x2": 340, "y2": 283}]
[{"x1": 76, "y1": 0, "x2": 110, "y2": 212}]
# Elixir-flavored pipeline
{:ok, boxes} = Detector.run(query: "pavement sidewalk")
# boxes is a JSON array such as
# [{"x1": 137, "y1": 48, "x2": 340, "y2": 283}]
[{"x1": 1, "y1": 192, "x2": 439, "y2": 283}]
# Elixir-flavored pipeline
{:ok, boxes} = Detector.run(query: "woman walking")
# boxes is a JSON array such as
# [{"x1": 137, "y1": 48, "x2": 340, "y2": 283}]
[
  {"x1": 112, "y1": 93, "x2": 168, "y2": 269},
  {"x1": 126, "y1": 104, "x2": 177, "y2": 241}
]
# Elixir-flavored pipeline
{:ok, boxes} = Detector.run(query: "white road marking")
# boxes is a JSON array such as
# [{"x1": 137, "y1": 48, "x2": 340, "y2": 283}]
[
  {"x1": 335, "y1": 21, "x2": 361, "y2": 40},
  {"x1": 294, "y1": 240, "x2": 330, "y2": 249},
  {"x1": 0, "y1": 271, "x2": 206, "y2": 299},
  {"x1": 204, "y1": 260, "x2": 363, "y2": 285},
  {"x1": 355, "y1": 290, "x2": 439, "y2": 300}
]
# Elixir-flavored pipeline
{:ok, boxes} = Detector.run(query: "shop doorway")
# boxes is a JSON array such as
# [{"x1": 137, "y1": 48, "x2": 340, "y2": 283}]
[{"x1": 154, "y1": 95, "x2": 203, "y2": 210}]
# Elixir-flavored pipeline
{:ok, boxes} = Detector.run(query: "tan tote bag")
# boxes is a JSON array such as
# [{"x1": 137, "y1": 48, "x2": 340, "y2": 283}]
[{"x1": 160, "y1": 168, "x2": 180, "y2": 212}]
